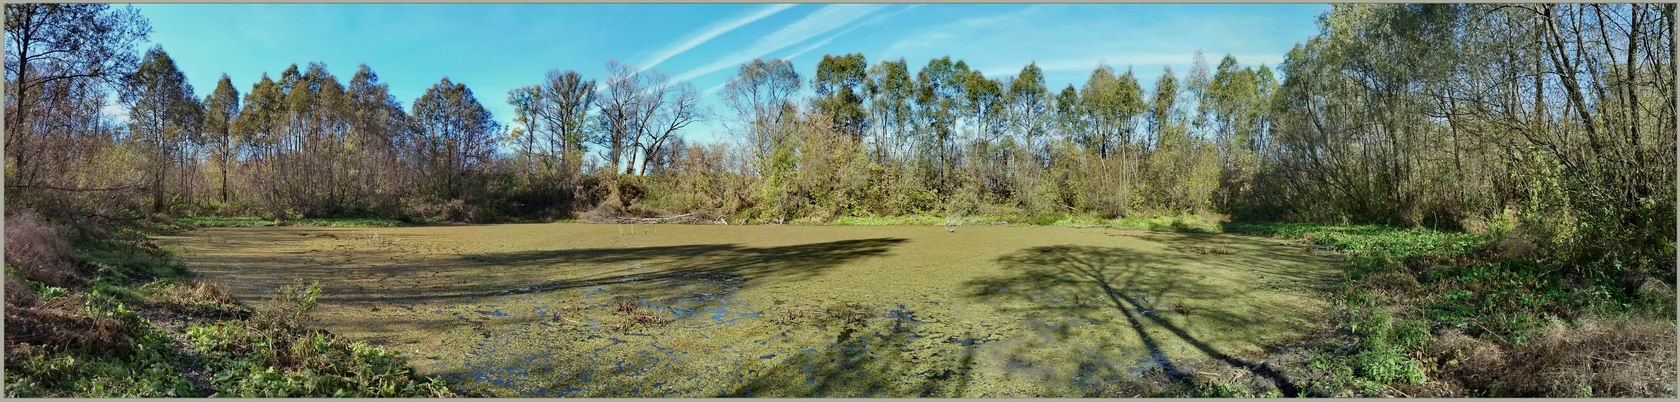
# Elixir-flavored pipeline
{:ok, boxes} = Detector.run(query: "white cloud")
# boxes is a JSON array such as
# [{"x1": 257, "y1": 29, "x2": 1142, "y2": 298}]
[
  {"x1": 670, "y1": 4, "x2": 885, "y2": 84},
  {"x1": 881, "y1": 5, "x2": 1053, "y2": 58},
  {"x1": 701, "y1": 82, "x2": 727, "y2": 98},
  {"x1": 637, "y1": 4, "x2": 795, "y2": 72},
  {"x1": 780, "y1": 5, "x2": 921, "y2": 61}
]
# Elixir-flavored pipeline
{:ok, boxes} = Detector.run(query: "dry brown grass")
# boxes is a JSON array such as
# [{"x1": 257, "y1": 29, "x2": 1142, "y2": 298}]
[
  {"x1": 6, "y1": 277, "x2": 38, "y2": 307},
  {"x1": 768, "y1": 308, "x2": 817, "y2": 326},
  {"x1": 1427, "y1": 329, "x2": 1507, "y2": 390},
  {"x1": 820, "y1": 301, "x2": 870, "y2": 329},
  {"x1": 1497, "y1": 317, "x2": 1676, "y2": 397},
  {"x1": 4, "y1": 211, "x2": 79, "y2": 286},
  {"x1": 192, "y1": 281, "x2": 238, "y2": 305},
  {"x1": 610, "y1": 300, "x2": 671, "y2": 332},
  {"x1": 1479, "y1": 236, "x2": 1540, "y2": 262},
  {"x1": 1363, "y1": 270, "x2": 1422, "y2": 294},
  {"x1": 3, "y1": 296, "x2": 136, "y2": 355},
  {"x1": 145, "y1": 280, "x2": 247, "y2": 320}
]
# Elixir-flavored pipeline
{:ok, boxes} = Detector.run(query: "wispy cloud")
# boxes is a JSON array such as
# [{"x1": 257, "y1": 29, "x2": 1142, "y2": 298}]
[
  {"x1": 701, "y1": 82, "x2": 727, "y2": 98},
  {"x1": 881, "y1": 5, "x2": 1053, "y2": 58},
  {"x1": 671, "y1": 4, "x2": 885, "y2": 83},
  {"x1": 781, "y1": 5, "x2": 921, "y2": 61},
  {"x1": 637, "y1": 4, "x2": 796, "y2": 71}
]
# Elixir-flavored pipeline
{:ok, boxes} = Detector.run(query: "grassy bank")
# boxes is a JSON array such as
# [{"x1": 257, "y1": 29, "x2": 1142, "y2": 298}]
[
  {"x1": 1226, "y1": 222, "x2": 1675, "y2": 397},
  {"x1": 824, "y1": 212, "x2": 1221, "y2": 232},
  {"x1": 171, "y1": 216, "x2": 410, "y2": 229},
  {"x1": 3, "y1": 214, "x2": 453, "y2": 397}
]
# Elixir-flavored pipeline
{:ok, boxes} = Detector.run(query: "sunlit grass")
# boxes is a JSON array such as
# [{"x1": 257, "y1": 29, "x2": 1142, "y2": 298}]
[{"x1": 828, "y1": 212, "x2": 1220, "y2": 232}]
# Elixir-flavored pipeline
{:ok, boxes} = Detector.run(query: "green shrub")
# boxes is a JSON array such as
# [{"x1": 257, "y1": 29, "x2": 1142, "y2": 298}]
[{"x1": 1353, "y1": 349, "x2": 1426, "y2": 385}]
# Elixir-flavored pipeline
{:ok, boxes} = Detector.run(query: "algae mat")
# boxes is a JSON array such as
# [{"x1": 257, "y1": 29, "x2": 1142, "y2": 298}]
[{"x1": 156, "y1": 223, "x2": 1342, "y2": 397}]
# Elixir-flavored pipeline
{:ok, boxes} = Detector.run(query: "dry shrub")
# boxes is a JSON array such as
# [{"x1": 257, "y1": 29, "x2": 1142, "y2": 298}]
[
  {"x1": 193, "y1": 281, "x2": 238, "y2": 305},
  {"x1": 148, "y1": 280, "x2": 246, "y2": 319},
  {"x1": 611, "y1": 300, "x2": 670, "y2": 332},
  {"x1": 1459, "y1": 214, "x2": 1490, "y2": 235},
  {"x1": 6, "y1": 277, "x2": 37, "y2": 307},
  {"x1": 1481, "y1": 236, "x2": 1540, "y2": 262},
  {"x1": 3, "y1": 297, "x2": 135, "y2": 355},
  {"x1": 4, "y1": 211, "x2": 78, "y2": 286},
  {"x1": 1428, "y1": 329, "x2": 1506, "y2": 390},
  {"x1": 1499, "y1": 318, "x2": 1676, "y2": 397},
  {"x1": 1633, "y1": 277, "x2": 1674, "y2": 305},
  {"x1": 769, "y1": 308, "x2": 816, "y2": 326},
  {"x1": 1363, "y1": 270, "x2": 1422, "y2": 294},
  {"x1": 821, "y1": 301, "x2": 870, "y2": 329},
  {"x1": 581, "y1": 199, "x2": 625, "y2": 223}
]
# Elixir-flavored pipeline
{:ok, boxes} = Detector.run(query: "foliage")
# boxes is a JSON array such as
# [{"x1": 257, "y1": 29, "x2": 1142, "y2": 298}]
[
  {"x1": 1, "y1": 210, "x2": 452, "y2": 397},
  {"x1": 1233, "y1": 221, "x2": 1674, "y2": 396},
  {"x1": 180, "y1": 281, "x2": 451, "y2": 397}
]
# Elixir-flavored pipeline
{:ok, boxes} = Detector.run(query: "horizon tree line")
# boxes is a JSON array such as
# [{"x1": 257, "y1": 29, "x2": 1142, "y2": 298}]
[{"x1": 5, "y1": 3, "x2": 1673, "y2": 279}]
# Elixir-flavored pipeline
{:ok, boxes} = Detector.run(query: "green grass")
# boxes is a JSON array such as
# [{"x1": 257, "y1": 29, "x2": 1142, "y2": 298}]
[
  {"x1": 3, "y1": 219, "x2": 452, "y2": 397},
  {"x1": 183, "y1": 322, "x2": 444, "y2": 397},
  {"x1": 3, "y1": 291, "x2": 198, "y2": 397},
  {"x1": 1226, "y1": 221, "x2": 1673, "y2": 395},
  {"x1": 829, "y1": 212, "x2": 1220, "y2": 232},
  {"x1": 1223, "y1": 222, "x2": 1487, "y2": 258}
]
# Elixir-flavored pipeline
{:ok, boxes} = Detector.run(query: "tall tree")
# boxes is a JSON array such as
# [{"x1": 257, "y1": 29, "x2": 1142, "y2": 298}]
[
  {"x1": 202, "y1": 74, "x2": 241, "y2": 203},
  {"x1": 411, "y1": 77, "x2": 499, "y2": 201},
  {"x1": 4, "y1": 4, "x2": 150, "y2": 187},
  {"x1": 1006, "y1": 63, "x2": 1051, "y2": 163},
  {"x1": 866, "y1": 58, "x2": 914, "y2": 161},
  {"x1": 537, "y1": 70, "x2": 596, "y2": 173},
  {"x1": 722, "y1": 59, "x2": 801, "y2": 164},
  {"x1": 631, "y1": 72, "x2": 701, "y2": 176},
  {"x1": 813, "y1": 53, "x2": 870, "y2": 140},
  {"x1": 122, "y1": 46, "x2": 201, "y2": 212},
  {"x1": 595, "y1": 60, "x2": 647, "y2": 175}
]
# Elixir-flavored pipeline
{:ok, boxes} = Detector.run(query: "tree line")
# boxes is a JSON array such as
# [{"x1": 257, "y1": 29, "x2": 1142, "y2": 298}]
[{"x1": 6, "y1": 3, "x2": 1673, "y2": 277}]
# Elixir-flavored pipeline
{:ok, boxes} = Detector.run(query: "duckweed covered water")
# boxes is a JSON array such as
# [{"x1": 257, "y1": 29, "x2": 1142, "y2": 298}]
[{"x1": 156, "y1": 223, "x2": 1340, "y2": 397}]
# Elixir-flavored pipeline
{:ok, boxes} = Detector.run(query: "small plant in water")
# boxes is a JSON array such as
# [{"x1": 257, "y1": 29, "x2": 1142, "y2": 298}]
[{"x1": 611, "y1": 300, "x2": 670, "y2": 332}]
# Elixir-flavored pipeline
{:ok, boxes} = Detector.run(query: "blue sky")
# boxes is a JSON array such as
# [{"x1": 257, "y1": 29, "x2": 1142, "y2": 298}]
[{"x1": 135, "y1": 3, "x2": 1327, "y2": 144}]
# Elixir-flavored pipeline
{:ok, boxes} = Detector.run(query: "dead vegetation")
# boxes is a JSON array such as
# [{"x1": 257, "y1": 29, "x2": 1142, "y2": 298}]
[
  {"x1": 610, "y1": 300, "x2": 672, "y2": 332},
  {"x1": 5, "y1": 211, "x2": 80, "y2": 286},
  {"x1": 3, "y1": 296, "x2": 138, "y2": 356},
  {"x1": 582, "y1": 201, "x2": 709, "y2": 224},
  {"x1": 1497, "y1": 318, "x2": 1677, "y2": 397},
  {"x1": 142, "y1": 280, "x2": 248, "y2": 321},
  {"x1": 1427, "y1": 329, "x2": 1507, "y2": 391},
  {"x1": 1417, "y1": 304, "x2": 1676, "y2": 397},
  {"x1": 6, "y1": 277, "x2": 39, "y2": 307},
  {"x1": 767, "y1": 302, "x2": 873, "y2": 331},
  {"x1": 1188, "y1": 244, "x2": 1234, "y2": 255}
]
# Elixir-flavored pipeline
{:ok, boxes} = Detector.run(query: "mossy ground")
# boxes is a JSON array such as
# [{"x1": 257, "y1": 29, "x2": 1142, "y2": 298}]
[{"x1": 156, "y1": 222, "x2": 1340, "y2": 397}]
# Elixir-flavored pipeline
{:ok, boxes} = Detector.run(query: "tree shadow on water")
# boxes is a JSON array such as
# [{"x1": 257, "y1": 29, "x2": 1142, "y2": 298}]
[
  {"x1": 724, "y1": 313, "x2": 982, "y2": 397},
  {"x1": 190, "y1": 237, "x2": 906, "y2": 305},
  {"x1": 970, "y1": 245, "x2": 1302, "y2": 396}
]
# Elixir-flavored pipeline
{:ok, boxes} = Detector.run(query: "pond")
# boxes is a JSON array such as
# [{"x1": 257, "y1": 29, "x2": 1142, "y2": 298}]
[{"x1": 156, "y1": 222, "x2": 1340, "y2": 397}]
